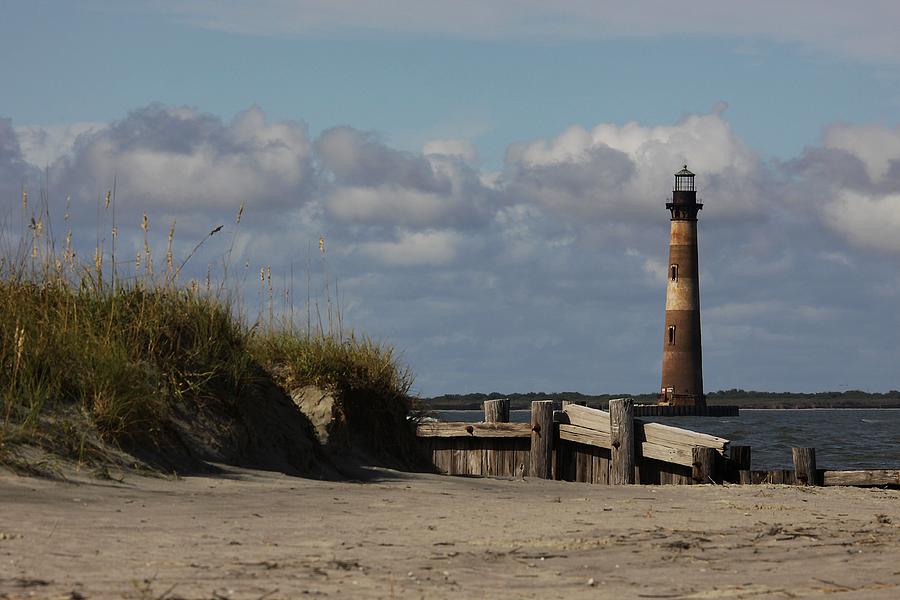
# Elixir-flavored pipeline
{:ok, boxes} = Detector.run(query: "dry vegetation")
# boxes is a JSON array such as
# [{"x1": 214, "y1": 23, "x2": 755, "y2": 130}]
[{"x1": 0, "y1": 186, "x2": 417, "y2": 475}]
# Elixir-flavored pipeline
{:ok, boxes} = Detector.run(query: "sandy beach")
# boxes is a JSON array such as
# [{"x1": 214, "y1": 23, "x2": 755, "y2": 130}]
[{"x1": 2, "y1": 468, "x2": 900, "y2": 599}]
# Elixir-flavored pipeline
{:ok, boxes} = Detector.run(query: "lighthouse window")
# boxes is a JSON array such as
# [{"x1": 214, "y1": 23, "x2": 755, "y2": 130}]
[
  {"x1": 668, "y1": 326, "x2": 676, "y2": 345},
  {"x1": 670, "y1": 264, "x2": 678, "y2": 281}
]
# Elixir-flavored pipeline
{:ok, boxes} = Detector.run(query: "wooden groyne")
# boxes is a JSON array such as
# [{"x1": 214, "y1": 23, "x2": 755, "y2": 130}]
[{"x1": 416, "y1": 399, "x2": 898, "y2": 487}]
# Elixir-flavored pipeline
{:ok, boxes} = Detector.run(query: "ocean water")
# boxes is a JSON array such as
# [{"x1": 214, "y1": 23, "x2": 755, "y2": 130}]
[{"x1": 434, "y1": 408, "x2": 900, "y2": 470}]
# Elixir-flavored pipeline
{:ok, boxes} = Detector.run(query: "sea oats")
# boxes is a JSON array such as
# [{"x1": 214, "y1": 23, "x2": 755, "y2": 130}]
[
  {"x1": 13, "y1": 324, "x2": 25, "y2": 376},
  {"x1": 166, "y1": 219, "x2": 176, "y2": 278}
]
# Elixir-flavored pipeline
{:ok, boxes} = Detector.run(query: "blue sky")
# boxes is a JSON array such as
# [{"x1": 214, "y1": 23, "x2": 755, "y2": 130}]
[
  {"x1": 5, "y1": 2, "x2": 899, "y2": 164},
  {"x1": 2, "y1": 1, "x2": 900, "y2": 395}
]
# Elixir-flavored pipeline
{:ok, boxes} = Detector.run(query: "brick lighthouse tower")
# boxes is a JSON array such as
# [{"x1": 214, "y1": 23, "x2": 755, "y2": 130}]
[{"x1": 659, "y1": 165, "x2": 705, "y2": 407}]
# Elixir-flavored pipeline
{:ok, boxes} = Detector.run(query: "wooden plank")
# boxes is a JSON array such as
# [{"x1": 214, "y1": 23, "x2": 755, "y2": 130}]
[
  {"x1": 452, "y1": 439, "x2": 467, "y2": 475},
  {"x1": 559, "y1": 424, "x2": 611, "y2": 447},
  {"x1": 508, "y1": 441, "x2": 522, "y2": 478},
  {"x1": 467, "y1": 443, "x2": 483, "y2": 476},
  {"x1": 417, "y1": 422, "x2": 532, "y2": 438},
  {"x1": 562, "y1": 404, "x2": 611, "y2": 432},
  {"x1": 563, "y1": 403, "x2": 728, "y2": 453},
  {"x1": 640, "y1": 441, "x2": 694, "y2": 467},
  {"x1": 597, "y1": 450, "x2": 610, "y2": 485},
  {"x1": 822, "y1": 470, "x2": 900, "y2": 486},
  {"x1": 481, "y1": 439, "x2": 495, "y2": 476},
  {"x1": 638, "y1": 421, "x2": 729, "y2": 452},
  {"x1": 519, "y1": 446, "x2": 531, "y2": 478},
  {"x1": 575, "y1": 446, "x2": 591, "y2": 483},
  {"x1": 562, "y1": 425, "x2": 695, "y2": 467},
  {"x1": 592, "y1": 447, "x2": 607, "y2": 484}
]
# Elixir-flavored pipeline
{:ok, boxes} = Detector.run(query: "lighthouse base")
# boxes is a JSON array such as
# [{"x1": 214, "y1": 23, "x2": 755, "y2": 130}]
[{"x1": 657, "y1": 391, "x2": 706, "y2": 407}]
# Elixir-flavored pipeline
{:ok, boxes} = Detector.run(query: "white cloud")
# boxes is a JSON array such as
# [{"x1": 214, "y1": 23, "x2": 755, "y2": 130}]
[
  {"x1": 822, "y1": 190, "x2": 900, "y2": 253},
  {"x1": 318, "y1": 126, "x2": 493, "y2": 230},
  {"x1": 15, "y1": 122, "x2": 105, "y2": 167},
  {"x1": 423, "y1": 139, "x2": 477, "y2": 163},
  {"x1": 824, "y1": 123, "x2": 900, "y2": 183},
  {"x1": 505, "y1": 106, "x2": 762, "y2": 221},
  {"x1": 327, "y1": 185, "x2": 451, "y2": 227},
  {"x1": 53, "y1": 105, "x2": 313, "y2": 210},
  {"x1": 358, "y1": 229, "x2": 465, "y2": 266}
]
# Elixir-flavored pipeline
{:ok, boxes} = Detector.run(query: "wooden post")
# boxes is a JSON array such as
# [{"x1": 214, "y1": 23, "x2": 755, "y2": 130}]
[
  {"x1": 529, "y1": 401, "x2": 554, "y2": 479},
  {"x1": 609, "y1": 398, "x2": 635, "y2": 485},
  {"x1": 484, "y1": 398, "x2": 510, "y2": 423},
  {"x1": 792, "y1": 447, "x2": 818, "y2": 486},
  {"x1": 730, "y1": 445, "x2": 751, "y2": 484},
  {"x1": 692, "y1": 447, "x2": 718, "y2": 484}
]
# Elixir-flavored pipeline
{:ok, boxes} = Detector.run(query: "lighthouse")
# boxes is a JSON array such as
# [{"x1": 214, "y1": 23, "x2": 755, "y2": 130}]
[{"x1": 659, "y1": 165, "x2": 705, "y2": 407}]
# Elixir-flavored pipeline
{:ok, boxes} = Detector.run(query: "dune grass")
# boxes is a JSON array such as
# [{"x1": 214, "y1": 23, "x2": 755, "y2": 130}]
[
  {"x1": 253, "y1": 331, "x2": 417, "y2": 460},
  {"x1": 0, "y1": 190, "x2": 416, "y2": 473}
]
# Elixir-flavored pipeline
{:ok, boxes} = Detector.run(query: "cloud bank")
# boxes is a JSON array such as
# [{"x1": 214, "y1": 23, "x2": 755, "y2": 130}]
[{"x1": 3, "y1": 103, "x2": 899, "y2": 394}]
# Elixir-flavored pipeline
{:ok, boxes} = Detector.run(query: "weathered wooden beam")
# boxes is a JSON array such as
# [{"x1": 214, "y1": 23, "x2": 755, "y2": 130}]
[
  {"x1": 529, "y1": 401, "x2": 554, "y2": 479},
  {"x1": 692, "y1": 447, "x2": 719, "y2": 484},
  {"x1": 416, "y1": 422, "x2": 531, "y2": 438},
  {"x1": 792, "y1": 447, "x2": 818, "y2": 486},
  {"x1": 609, "y1": 398, "x2": 635, "y2": 484},
  {"x1": 822, "y1": 470, "x2": 900, "y2": 486},
  {"x1": 483, "y1": 398, "x2": 510, "y2": 423},
  {"x1": 560, "y1": 425, "x2": 695, "y2": 467},
  {"x1": 563, "y1": 403, "x2": 728, "y2": 454},
  {"x1": 639, "y1": 441, "x2": 693, "y2": 467},
  {"x1": 558, "y1": 424, "x2": 611, "y2": 448},
  {"x1": 638, "y1": 421, "x2": 729, "y2": 452},
  {"x1": 562, "y1": 404, "x2": 611, "y2": 432}
]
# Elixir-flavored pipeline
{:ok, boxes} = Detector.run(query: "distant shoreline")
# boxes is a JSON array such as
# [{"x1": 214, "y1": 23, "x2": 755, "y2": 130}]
[
  {"x1": 419, "y1": 391, "x2": 900, "y2": 412},
  {"x1": 430, "y1": 405, "x2": 900, "y2": 411}
]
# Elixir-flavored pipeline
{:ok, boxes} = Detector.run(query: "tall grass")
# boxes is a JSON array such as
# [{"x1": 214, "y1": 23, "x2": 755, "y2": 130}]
[{"x1": 0, "y1": 184, "x2": 416, "y2": 471}]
